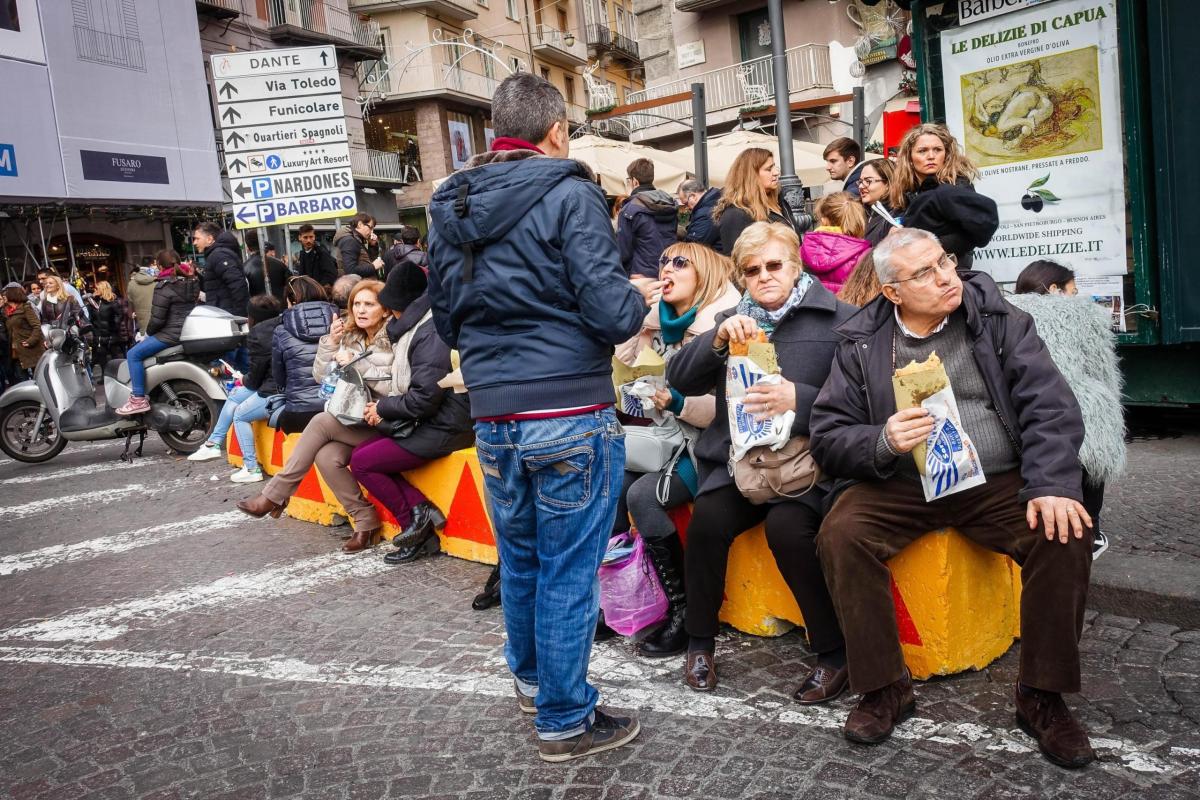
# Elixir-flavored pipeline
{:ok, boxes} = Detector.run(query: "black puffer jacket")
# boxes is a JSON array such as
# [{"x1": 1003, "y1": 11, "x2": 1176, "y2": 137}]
[
  {"x1": 146, "y1": 275, "x2": 200, "y2": 345},
  {"x1": 245, "y1": 317, "x2": 281, "y2": 395},
  {"x1": 270, "y1": 301, "x2": 337, "y2": 412},
  {"x1": 201, "y1": 231, "x2": 250, "y2": 316},
  {"x1": 902, "y1": 176, "x2": 999, "y2": 269}
]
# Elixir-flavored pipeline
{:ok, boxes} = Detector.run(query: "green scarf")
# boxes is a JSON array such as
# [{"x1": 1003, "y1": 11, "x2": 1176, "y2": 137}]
[{"x1": 658, "y1": 301, "x2": 699, "y2": 345}]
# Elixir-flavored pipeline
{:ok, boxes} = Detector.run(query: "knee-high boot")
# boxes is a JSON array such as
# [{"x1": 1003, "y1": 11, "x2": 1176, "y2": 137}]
[{"x1": 638, "y1": 532, "x2": 687, "y2": 657}]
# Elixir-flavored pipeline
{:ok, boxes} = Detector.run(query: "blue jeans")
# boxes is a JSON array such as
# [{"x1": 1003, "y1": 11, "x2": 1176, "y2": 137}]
[
  {"x1": 474, "y1": 408, "x2": 625, "y2": 740},
  {"x1": 209, "y1": 386, "x2": 271, "y2": 470},
  {"x1": 125, "y1": 335, "x2": 169, "y2": 397}
]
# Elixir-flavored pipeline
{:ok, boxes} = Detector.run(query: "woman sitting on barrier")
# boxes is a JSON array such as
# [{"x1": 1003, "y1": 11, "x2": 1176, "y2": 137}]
[
  {"x1": 349, "y1": 262, "x2": 474, "y2": 566},
  {"x1": 237, "y1": 279, "x2": 396, "y2": 553},
  {"x1": 665, "y1": 222, "x2": 856, "y2": 700},
  {"x1": 187, "y1": 294, "x2": 284, "y2": 482},
  {"x1": 611, "y1": 242, "x2": 740, "y2": 658},
  {"x1": 270, "y1": 276, "x2": 338, "y2": 434}
]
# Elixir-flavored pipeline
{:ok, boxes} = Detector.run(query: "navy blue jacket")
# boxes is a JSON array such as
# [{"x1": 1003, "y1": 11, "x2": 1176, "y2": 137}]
[
  {"x1": 270, "y1": 301, "x2": 337, "y2": 412},
  {"x1": 201, "y1": 231, "x2": 249, "y2": 317},
  {"x1": 617, "y1": 185, "x2": 678, "y2": 279},
  {"x1": 427, "y1": 150, "x2": 647, "y2": 418},
  {"x1": 683, "y1": 187, "x2": 722, "y2": 251}
]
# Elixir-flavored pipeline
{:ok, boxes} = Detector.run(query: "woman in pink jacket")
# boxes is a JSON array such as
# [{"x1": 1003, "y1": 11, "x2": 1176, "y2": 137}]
[
  {"x1": 612, "y1": 242, "x2": 740, "y2": 658},
  {"x1": 800, "y1": 192, "x2": 871, "y2": 295}
]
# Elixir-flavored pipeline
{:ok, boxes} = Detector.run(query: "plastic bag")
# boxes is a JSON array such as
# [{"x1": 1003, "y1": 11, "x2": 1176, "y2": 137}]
[
  {"x1": 919, "y1": 385, "x2": 986, "y2": 501},
  {"x1": 597, "y1": 532, "x2": 668, "y2": 636},
  {"x1": 727, "y1": 356, "x2": 794, "y2": 462}
]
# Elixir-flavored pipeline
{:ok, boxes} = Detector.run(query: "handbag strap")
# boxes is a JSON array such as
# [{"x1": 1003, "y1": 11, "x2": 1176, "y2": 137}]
[{"x1": 655, "y1": 436, "x2": 690, "y2": 505}]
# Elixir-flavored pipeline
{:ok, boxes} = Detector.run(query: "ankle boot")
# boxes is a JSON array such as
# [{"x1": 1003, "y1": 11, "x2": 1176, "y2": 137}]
[
  {"x1": 237, "y1": 493, "x2": 288, "y2": 519},
  {"x1": 392, "y1": 502, "x2": 447, "y2": 549},
  {"x1": 342, "y1": 528, "x2": 380, "y2": 553},
  {"x1": 472, "y1": 564, "x2": 502, "y2": 610},
  {"x1": 637, "y1": 533, "x2": 688, "y2": 658}
]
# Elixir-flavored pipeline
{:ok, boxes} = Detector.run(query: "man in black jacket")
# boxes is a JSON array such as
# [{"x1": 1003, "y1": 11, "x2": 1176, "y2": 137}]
[
  {"x1": 809, "y1": 228, "x2": 1096, "y2": 768},
  {"x1": 381, "y1": 225, "x2": 428, "y2": 278},
  {"x1": 192, "y1": 221, "x2": 249, "y2": 317},
  {"x1": 243, "y1": 231, "x2": 289, "y2": 302},
  {"x1": 677, "y1": 178, "x2": 721, "y2": 251},
  {"x1": 293, "y1": 224, "x2": 337, "y2": 287},
  {"x1": 617, "y1": 158, "x2": 678, "y2": 279}
]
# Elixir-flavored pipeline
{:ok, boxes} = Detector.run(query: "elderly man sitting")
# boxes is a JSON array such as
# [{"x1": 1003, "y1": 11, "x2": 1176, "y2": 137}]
[{"x1": 809, "y1": 228, "x2": 1095, "y2": 769}]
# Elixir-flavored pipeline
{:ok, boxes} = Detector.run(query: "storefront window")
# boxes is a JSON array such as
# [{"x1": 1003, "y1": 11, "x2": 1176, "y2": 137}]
[{"x1": 366, "y1": 109, "x2": 421, "y2": 182}]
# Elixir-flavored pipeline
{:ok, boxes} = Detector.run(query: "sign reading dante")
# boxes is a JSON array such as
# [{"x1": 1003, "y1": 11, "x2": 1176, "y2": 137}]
[{"x1": 940, "y1": 0, "x2": 1124, "y2": 282}]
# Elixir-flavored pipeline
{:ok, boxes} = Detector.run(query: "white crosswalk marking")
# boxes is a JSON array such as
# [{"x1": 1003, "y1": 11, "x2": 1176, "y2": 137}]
[
  {"x1": 0, "y1": 479, "x2": 192, "y2": 521},
  {"x1": 0, "y1": 456, "x2": 167, "y2": 486},
  {"x1": 0, "y1": 511, "x2": 245, "y2": 576}
]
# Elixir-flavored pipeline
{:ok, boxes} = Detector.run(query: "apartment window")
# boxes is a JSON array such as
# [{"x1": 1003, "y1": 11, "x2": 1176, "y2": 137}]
[
  {"x1": 445, "y1": 41, "x2": 463, "y2": 67},
  {"x1": 600, "y1": 0, "x2": 609, "y2": 27},
  {"x1": 509, "y1": 56, "x2": 522, "y2": 73},
  {"x1": 361, "y1": 28, "x2": 390, "y2": 87},
  {"x1": 615, "y1": 7, "x2": 625, "y2": 37},
  {"x1": 482, "y1": 50, "x2": 495, "y2": 81},
  {"x1": 506, "y1": 0, "x2": 518, "y2": 19},
  {"x1": 476, "y1": 0, "x2": 488, "y2": 6},
  {"x1": 564, "y1": 75, "x2": 576, "y2": 105},
  {"x1": 540, "y1": 66, "x2": 551, "y2": 82}
]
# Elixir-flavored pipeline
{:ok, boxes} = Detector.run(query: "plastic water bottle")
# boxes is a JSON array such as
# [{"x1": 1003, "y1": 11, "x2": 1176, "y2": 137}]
[{"x1": 320, "y1": 362, "x2": 340, "y2": 399}]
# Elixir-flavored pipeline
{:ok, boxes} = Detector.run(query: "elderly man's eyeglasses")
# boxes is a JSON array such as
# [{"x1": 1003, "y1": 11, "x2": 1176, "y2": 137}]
[
  {"x1": 741, "y1": 260, "x2": 786, "y2": 279},
  {"x1": 889, "y1": 252, "x2": 958, "y2": 286},
  {"x1": 658, "y1": 255, "x2": 691, "y2": 271}
]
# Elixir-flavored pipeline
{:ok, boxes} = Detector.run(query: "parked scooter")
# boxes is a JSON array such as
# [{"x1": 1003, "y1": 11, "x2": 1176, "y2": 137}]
[{"x1": 0, "y1": 306, "x2": 245, "y2": 463}]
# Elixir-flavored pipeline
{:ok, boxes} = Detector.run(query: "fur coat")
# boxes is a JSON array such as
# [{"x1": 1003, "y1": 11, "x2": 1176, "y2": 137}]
[{"x1": 1006, "y1": 292, "x2": 1126, "y2": 485}]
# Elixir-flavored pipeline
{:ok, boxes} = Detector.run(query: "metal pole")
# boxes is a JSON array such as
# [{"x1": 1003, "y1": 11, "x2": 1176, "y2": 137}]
[
  {"x1": 766, "y1": 0, "x2": 804, "y2": 213},
  {"x1": 36, "y1": 213, "x2": 48, "y2": 270},
  {"x1": 690, "y1": 82, "x2": 708, "y2": 187},
  {"x1": 63, "y1": 214, "x2": 79, "y2": 280},
  {"x1": 852, "y1": 86, "x2": 866, "y2": 149}
]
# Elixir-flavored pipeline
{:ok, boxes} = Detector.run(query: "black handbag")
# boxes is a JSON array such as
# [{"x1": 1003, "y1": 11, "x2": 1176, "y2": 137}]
[{"x1": 376, "y1": 417, "x2": 418, "y2": 440}]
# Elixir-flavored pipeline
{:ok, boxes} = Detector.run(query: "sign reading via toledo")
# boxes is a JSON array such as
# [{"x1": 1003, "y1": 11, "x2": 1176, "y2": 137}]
[{"x1": 210, "y1": 46, "x2": 357, "y2": 229}]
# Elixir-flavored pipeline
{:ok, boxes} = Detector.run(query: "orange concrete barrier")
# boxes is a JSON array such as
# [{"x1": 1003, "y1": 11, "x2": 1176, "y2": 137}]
[{"x1": 228, "y1": 422, "x2": 1020, "y2": 678}]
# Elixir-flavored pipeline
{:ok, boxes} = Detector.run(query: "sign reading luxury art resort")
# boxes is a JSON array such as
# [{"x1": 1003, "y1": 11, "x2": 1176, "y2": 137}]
[
  {"x1": 941, "y1": 0, "x2": 1124, "y2": 282},
  {"x1": 210, "y1": 45, "x2": 357, "y2": 229}
]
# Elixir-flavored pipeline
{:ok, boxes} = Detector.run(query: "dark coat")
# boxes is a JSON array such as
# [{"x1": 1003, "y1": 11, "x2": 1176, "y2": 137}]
[
  {"x1": 382, "y1": 242, "x2": 428, "y2": 279},
  {"x1": 201, "y1": 231, "x2": 249, "y2": 316},
  {"x1": 146, "y1": 275, "x2": 199, "y2": 346},
  {"x1": 427, "y1": 149, "x2": 647, "y2": 419},
  {"x1": 842, "y1": 160, "x2": 868, "y2": 199},
  {"x1": 270, "y1": 301, "x2": 337, "y2": 413},
  {"x1": 334, "y1": 226, "x2": 379, "y2": 279},
  {"x1": 864, "y1": 201, "x2": 899, "y2": 246},
  {"x1": 5, "y1": 302, "x2": 44, "y2": 370},
  {"x1": 618, "y1": 185, "x2": 679, "y2": 279},
  {"x1": 245, "y1": 317, "x2": 281, "y2": 395},
  {"x1": 244, "y1": 254, "x2": 289, "y2": 301},
  {"x1": 37, "y1": 295, "x2": 82, "y2": 329},
  {"x1": 294, "y1": 243, "x2": 337, "y2": 286},
  {"x1": 715, "y1": 204, "x2": 799, "y2": 257},
  {"x1": 683, "y1": 187, "x2": 722, "y2": 251},
  {"x1": 666, "y1": 280, "x2": 859, "y2": 513},
  {"x1": 809, "y1": 271, "x2": 1086, "y2": 504},
  {"x1": 902, "y1": 177, "x2": 999, "y2": 269},
  {"x1": 377, "y1": 295, "x2": 474, "y2": 460}
]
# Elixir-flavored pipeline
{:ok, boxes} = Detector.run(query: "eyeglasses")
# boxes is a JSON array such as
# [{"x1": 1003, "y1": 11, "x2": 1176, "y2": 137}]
[
  {"x1": 658, "y1": 255, "x2": 691, "y2": 272},
  {"x1": 857, "y1": 177, "x2": 886, "y2": 187},
  {"x1": 889, "y1": 252, "x2": 958, "y2": 286},
  {"x1": 741, "y1": 260, "x2": 787, "y2": 279}
]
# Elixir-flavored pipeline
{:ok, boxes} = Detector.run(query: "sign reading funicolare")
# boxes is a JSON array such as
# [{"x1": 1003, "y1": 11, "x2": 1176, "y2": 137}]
[{"x1": 210, "y1": 46, "x2": 357, "y2": 229}]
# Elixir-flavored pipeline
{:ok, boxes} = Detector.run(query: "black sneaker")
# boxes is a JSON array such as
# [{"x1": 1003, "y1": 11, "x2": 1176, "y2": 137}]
[
  {"x1": 1091, "y1": 530, "x2": 1109, "y2": 561},
  {"x1": 537, "y1": 709, "x2": 641, "y2": 763}
]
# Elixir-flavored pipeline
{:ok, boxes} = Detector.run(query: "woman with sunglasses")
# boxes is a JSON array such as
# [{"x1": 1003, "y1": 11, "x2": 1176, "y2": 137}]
[
  {"x1": 713, "y1": 148, "x2": 801, "y2": 256},
  {"x1": 666, "y1": 222, "x2": 856, "y2": 701},
  {"x1": 612, "y1": 242, "x2": 741, "y2": 657},
  {"x1": 857, "y1": 158, "x2": 900, "y2": 246}
]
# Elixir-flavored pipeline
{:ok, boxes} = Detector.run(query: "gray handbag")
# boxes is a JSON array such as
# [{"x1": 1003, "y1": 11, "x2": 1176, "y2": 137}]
[{"x1": 624, "y1": 419, "x2": 687, "y2": 474}]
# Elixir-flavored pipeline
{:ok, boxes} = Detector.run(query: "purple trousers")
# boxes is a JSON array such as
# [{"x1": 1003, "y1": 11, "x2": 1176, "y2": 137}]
[{"x1": 349, "y1": 437, "x2": 430, "y2": 528}]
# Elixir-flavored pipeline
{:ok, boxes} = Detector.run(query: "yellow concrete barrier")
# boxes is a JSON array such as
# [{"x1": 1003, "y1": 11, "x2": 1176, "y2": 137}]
[{"x1": 228, "y1": 422, "x2": 1019, "y2": 678}]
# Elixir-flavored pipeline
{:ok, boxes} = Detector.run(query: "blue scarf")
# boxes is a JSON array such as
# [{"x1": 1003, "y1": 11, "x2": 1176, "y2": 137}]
[
  {"x1": 658, "y1": 302, "x2": 698, "y2": 345},
  {"x1": 734, "y1": 273, "x2": 814, "y2": 337}
]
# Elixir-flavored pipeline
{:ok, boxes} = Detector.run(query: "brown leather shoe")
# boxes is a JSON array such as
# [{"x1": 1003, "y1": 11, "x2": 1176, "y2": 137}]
[
  {"x1": 843, "y1": 671, "x2": 915, "y2": 744},
  {"x1": 1014, "y1": 685, "x2": 1095, "y2": 769},
  {"x1": 684, "y1": 650, "x2": 717, "y2": 692},
  {"x1": 236, "y1": 494, "x2": 287, "y2": 519},
  {"x1": 342, "y1": 529, "x2": 380, "y2": 553},
  {"x1": 793, "y1": 662, "x2": 849, "y2": 705}
]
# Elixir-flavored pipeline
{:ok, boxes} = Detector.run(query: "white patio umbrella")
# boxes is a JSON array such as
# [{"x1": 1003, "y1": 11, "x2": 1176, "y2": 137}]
[
  {"x1": 565, "y1": 134, "x2": 693, "y2": 196},
  {"x1": 675, "y1": 131, "x2": 870, "y2": 191}
]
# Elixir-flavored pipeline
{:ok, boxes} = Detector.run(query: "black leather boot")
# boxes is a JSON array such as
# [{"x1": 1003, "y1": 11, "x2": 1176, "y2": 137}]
[
  {"x1": 391, "y1": 502, "x2": 447, "y2": 550},
  {"x1": 637, "y1": 533, "x2": 688, "y2": 658},
  {"x1": 472, "y1": 564, "x2": 502, "y2": 610}
]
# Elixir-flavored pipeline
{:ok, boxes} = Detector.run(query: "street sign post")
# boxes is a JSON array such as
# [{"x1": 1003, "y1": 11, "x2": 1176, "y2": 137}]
[{"x1": 210, "y1": 45, "x2": 357, "y2": 230}]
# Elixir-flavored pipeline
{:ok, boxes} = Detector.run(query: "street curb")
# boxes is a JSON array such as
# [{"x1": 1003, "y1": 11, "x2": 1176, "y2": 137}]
[{"x1": 1088, "y1": 552, "x2": 1200, "y2": 628}]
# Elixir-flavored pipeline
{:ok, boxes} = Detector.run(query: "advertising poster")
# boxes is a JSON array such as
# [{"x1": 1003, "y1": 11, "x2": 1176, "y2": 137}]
[
  {"x1": 940, "y1": 0, "x2": 1125, "y2": 282},
  {"x1": 0, "y1": 0, "x2": 45, "y2": 63},
  {"x1": 448, "y1": 120, "x2": 473, "y2": 169}
]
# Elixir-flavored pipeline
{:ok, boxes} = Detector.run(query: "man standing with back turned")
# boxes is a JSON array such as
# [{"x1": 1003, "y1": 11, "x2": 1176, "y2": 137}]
[{"x1": 426, "y1": 73, "x2": 648, "y2": 762}]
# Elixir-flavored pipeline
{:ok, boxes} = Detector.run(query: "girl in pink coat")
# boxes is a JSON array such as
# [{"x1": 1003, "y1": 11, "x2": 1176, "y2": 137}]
[{"x1": 800, "y1": 192, "x2": 872, "y2": 295}]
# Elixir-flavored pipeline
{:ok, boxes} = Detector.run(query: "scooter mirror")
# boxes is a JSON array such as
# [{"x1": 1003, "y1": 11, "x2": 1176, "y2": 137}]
[{"x1": 48, "y1": 328, "x2": 66, "y2": 350}]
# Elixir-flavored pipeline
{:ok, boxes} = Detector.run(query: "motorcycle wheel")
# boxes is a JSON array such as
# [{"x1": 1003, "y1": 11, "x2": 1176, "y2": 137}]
[
  {"x1": 155, "y1": 380, "x2": 219, "y2": 455},
  {"x1": 0, "y1": 401, "x2": 67, "y2": 463}
]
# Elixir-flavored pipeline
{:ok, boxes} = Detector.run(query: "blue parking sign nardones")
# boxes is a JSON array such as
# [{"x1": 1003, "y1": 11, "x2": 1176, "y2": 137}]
[
  {"x1": 251, "y1": 177, "x2": 273, "y2": 199},
  {"x1": 0, "y1": 144, "x2": 17, "y2": 177}
]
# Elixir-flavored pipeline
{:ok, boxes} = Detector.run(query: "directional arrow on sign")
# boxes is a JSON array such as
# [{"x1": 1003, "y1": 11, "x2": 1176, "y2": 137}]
[
  {"x1": 227, "y1": 157, "x2": 247, "y2": 174},
  {"x1": 234, "y1": 183, "x2": 252, "y2": 199},
  {"x1": 221, "y1": 106, "x2": 241, "y2": 124},
  {"x1": 226, "y1": 131, "x2": 246, "y2": 148},
  {"x1": 236, "y1": 206, "x2": 256, "y2": 224},
  {"x1": 219, "y1": 81, "x2": 238, "y2": 99},
  {"x1": 320, "y1": 51, "x2": 329, "y2": 66}
]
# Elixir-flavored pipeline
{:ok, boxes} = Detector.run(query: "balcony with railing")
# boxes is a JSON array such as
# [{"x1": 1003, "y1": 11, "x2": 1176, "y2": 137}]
[
  {"x1": 266, "y1": 0, "x2": 383, "y2": 60},
  {"x1": 359, "y1": 45, "x2": 499, "y2": 108},
  {"x1": 584, "y1": 23, "x2": 639, "y2": 63},
  {"x1": 348, "y1": 0, "x2": 476, "y2": 22},
  {"x1": 195, "y1": 0, "x2": 242, "y2": 19},
  {"x1": 624, "y1": 43, "x2": 832, "y2": 138},
  {"x1": 533, "y1": 24, "x2": 588, "y2": 67},
  {"x1": 350, "y1": 147, "x2": 407, "y2": 184}
]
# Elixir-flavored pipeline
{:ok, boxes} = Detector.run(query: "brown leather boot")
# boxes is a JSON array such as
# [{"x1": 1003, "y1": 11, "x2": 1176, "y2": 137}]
[
  {"x1": 342, "y1": 529, "x2": 380, "y2": 553},
  {"x1": 1014, "y1": 684, "x2": 1095, "y2": 768},
  {"x1": 684, "y1": 649, "x2": 717, "y2": 692},
  {"x1": 236, "y1": 494, "x2": 288, "y2": 519},
  {"x1": 843, "y1": 671, "x2": 915, "y2": 744}
]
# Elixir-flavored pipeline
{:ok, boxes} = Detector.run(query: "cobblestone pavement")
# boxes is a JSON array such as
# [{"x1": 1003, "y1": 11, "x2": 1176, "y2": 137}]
[{"x1": 1, "y1": 440, "x2": 1199, "y2": 799}]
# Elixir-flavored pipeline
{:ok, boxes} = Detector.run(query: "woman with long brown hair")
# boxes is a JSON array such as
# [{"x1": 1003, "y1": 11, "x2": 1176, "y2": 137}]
[
  {"x1": 713, "y1": 147, "x2": 800, "y2": 255},
  {"x1": 857, "y1": 158, "x2": 900, "y2": 246}
]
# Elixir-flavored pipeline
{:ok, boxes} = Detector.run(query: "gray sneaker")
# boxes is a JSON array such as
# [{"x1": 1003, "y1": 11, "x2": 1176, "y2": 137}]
[
  {"x1": 515, "y1": 681, "x2": 536, "y2": 715},
  {"x1": 537, "y1": 709, "x2": 641, "y2": 763}
]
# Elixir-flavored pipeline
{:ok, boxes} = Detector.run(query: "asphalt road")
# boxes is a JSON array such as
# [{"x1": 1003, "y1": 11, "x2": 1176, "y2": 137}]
[{"x1": 0, "y1": 438, "x2": 1198, "y2": 799}]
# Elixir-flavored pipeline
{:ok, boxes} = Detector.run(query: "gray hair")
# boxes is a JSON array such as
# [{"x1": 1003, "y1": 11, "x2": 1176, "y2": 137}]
[
  {"x1": 331, "y1": 274, "x2": 361, "y2": 310},
  {"x1": 872, "y1": 227, "x2": 940, "y2": 284},
  {"x1": 491, "y1": 73, "x2": 566, "y2": 145},
  {"x1": 678, "y1": 178, "x2": 707, "y2": 196}
]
